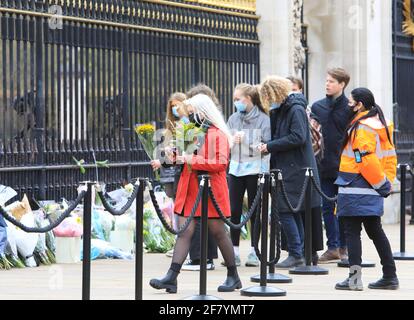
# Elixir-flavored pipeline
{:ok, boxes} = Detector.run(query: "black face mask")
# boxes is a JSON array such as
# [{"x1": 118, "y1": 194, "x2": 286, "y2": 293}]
[
  {"x1": 349, "y1": 103, "x2": 359, "y2": 115},
  {"x1": 189, "y1": 113, "x2": 203, "y2": 127}
]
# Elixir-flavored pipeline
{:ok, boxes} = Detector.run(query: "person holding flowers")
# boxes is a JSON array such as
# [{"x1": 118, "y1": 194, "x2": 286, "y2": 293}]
[
  {"x1": 150, "y1": 94, "x2": 242, "y2": 294},
  {"x1": 148, "y1": 92, "x2": 187, "y2": 198}
]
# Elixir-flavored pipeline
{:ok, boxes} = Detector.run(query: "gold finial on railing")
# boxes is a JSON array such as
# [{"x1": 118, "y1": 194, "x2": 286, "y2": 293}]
[{"x1": 182, "y1": 0, "x2": 256, "y2": 12}]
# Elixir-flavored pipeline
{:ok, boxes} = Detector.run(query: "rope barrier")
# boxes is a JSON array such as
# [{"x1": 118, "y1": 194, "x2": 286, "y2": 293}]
[
  {"x1": 0, "y1": 189, "x2": 87, "y2": 233},
  {"x1": 209, "y1": 175, "x2": 264, "y2": 230},
  {"x1": 96, "y1": 180, "x2": 140, "y2": 216},
  {"x1": 310, "y1": 175, "x2": 338, "y2": 202},
  {"x1": 252, "y1": 175, "x2": 282, "y2": 266},
  {"x1": 279, "y1": 170, "x2": 310, "y2": 213},
  {"x1": 146, "y1": 178, "x2": 204, "y2": 235}
]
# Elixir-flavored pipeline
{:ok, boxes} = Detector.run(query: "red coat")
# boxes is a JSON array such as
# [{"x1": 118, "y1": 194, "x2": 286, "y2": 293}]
[{"x1": 174, "y1": 126, "x2": 231, "y2": 218}]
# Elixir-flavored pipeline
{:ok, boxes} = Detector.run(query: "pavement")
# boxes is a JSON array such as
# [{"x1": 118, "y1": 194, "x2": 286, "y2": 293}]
[{"x1": 1, "y1": 220, "x2": 413, "y2": 300}]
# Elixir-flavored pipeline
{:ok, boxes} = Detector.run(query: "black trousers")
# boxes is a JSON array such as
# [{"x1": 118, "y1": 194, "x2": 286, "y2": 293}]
[
  {"x1": 342, "y1": 216, "x2": 397, "y2": 278},
  {"x1": 228, "y1": 174, "x2": 260, "y2": 247},
  {"x1": 189, "y1": 219, "x2": 218, "y2": 261}
]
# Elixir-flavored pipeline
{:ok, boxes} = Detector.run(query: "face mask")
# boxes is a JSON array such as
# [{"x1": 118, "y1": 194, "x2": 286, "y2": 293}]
[
  {"x1": 270, "y1": 103, "x2": 281, "y2": 110},
  {"x1": 189, "y1": 113, "x2": 204, "y2": 127},
  {"x1": 349, "y1": 103, "x2": 360, "y2": 115},
  {"x1": 181, "y1": 116, "x2": 190, "y2": 124},
  {"x1": 172, "y1": 106, "x2": 180, "y2": 119},
  {"x1": 234, "y1": 101, "x2": 247, "y2": 113}
]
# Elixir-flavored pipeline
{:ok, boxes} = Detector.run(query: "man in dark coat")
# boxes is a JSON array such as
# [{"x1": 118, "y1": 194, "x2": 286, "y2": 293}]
[
  {"x1": 260, "y1": 87, "x2": 322, "y2": 268},
  {"x1": 311, "y1": 68, "x2": 353, "y2": 263}
]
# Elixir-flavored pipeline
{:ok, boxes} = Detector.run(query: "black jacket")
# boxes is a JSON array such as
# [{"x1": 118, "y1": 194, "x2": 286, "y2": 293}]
[
  {"x1": 311, "y1": 94, "x2": 353, "y2": 179},
  {"x1": 267, "y1": 93, "x2": 321, "y2": 212}
]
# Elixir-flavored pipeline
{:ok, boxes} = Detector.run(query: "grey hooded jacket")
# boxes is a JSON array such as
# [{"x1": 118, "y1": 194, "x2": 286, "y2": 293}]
[{"x1": 227, "y1": 106, "x2": 271, "y2": 176}]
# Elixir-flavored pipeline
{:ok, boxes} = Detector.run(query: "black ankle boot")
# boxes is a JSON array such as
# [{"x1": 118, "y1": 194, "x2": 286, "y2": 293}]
[
  {"x1": 149, "y1": 269, "x2": 178, "y2": 293},
  {"x1": 335, "y1": 272, "x2": 363, "y2": 291},
  {"x1": 217, "y1": 275, "x2": 242, "y2": 292},
  {"x1": 368, "y1": 277, "x2": 399, "y2": 290}
]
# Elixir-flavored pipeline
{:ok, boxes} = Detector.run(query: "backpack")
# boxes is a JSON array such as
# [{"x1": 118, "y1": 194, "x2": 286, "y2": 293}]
[{"x1": 306, "y1": 106, "x2": 324, "y2": 164}]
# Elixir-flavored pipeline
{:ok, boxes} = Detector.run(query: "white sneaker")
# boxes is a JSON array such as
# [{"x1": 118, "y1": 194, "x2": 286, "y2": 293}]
[{"x1": 182, "y1": 259, "x2": 215, "y2": 271}]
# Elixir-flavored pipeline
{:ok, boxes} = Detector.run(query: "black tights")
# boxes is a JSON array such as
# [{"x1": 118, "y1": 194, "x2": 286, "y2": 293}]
[
  {"x1": 229, "y1": 174, "x2": 259, "y2": 247},
  {"x1": 172, "y1": 216, "x2": 236, "y2": 272}
]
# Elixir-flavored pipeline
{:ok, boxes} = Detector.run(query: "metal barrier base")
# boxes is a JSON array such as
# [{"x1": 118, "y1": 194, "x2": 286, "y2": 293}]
[
  {"x1": 184, "y1": 295, "x2": 223, "y2": 300},
  {"x1": 241, "y1": 285, "x2": 286, "y2": 297},
  {"x1": 289, "y1": 265, "x2": 329, "y2": 275},
  {"x1": 337, "y1": 260, "x2": 376, "y2": 268},
  {"x1": 393, "y1": 252, "x2": 414, "y2": 260},
  {"x1": 250, "y1": 273, "x2": 292, "y2": 283}
]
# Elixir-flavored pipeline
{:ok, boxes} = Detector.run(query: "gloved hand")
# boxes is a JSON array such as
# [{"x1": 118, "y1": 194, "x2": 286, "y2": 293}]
[{"x1": 375, "y1": 179, "x2": 392, "y2": 198}]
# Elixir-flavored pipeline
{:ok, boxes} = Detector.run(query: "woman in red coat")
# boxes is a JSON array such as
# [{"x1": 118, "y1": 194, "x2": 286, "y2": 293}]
[{"x1": 150, "y1": 94, "x2": 242, "y2": 293}]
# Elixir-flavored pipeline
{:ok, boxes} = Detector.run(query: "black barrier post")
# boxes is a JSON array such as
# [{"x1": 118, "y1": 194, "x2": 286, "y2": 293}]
[
  {"x1": 394, "y1": 164, "x2": 414, "y2": 260},
  {"x1": 185, "y1": 175, "x2": 221, "y2": 300},
  {"x1": 241, "y1": 174, "x2": 287, "y2": 297},
  {"x1": 135, "y1": 179, "x2": 144, "y2": 300},
  {"x1": 82, "y1": 182, "x2": 93, "y2": 300},
  {"x1": 290, "y1": 169, "x2": 328, "y2": 275},
  {"x1": 251, "y1": 172, "x2": 292, "y2": 284},
  {"x1": 410, "y1": 169, "x2": 414, "y2": 225}
]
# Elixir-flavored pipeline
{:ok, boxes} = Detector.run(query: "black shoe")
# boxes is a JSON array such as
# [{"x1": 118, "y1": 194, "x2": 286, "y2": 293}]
[
  {"x1": 335, "y1": 278, "x2": 363, "y2": 291},
  {"x1": 368, "y1": 277, "x2": 399, "y2": 290},
  {"x1": 312, "y1": 253, "x2": 319, "y2": 266},
  {"x1": 149, "y1": 269, "x2": 178, "y2": 293},
  {"x1": 217, "y1": 275, "x2": 242, "y2": 292},
  {"x1": 275, "y1": 256, "x2": 304, "y2": 269}
]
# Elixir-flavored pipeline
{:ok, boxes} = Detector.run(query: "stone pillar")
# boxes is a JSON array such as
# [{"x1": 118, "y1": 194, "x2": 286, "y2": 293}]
[
  {"x1": 257, "y1": 0, "x2": 294, "y2": 80},
  {"x1": 303, "y1": 0, "x2": 393, "y2": 118}
]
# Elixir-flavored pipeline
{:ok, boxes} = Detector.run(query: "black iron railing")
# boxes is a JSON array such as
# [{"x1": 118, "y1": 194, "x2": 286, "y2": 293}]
[{"x1": 0, "y1": 0, "x2": 260, "y2": 201}]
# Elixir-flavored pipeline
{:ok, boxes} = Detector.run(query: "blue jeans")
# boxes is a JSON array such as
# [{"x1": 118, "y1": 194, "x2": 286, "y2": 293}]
[
  {"x1": 279, "y1": 212, "x2": 304, "y2": 259},
  {"x1": 321, "y1": 178, "x2": 346, "y2": 250}
]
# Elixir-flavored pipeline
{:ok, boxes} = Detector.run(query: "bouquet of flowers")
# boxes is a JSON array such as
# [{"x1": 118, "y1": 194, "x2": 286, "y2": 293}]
[
  {"x1": 174, "y1": 122, "x2": 207, "y2": 172},
  {"x1": 134, "y1": 123, "x2": 160, "y2": 181}
]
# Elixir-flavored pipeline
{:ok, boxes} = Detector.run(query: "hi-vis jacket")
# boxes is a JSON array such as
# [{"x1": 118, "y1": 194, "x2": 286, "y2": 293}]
[{"x1": 335, "y1": 111, "x2": 397, "y2": 217}]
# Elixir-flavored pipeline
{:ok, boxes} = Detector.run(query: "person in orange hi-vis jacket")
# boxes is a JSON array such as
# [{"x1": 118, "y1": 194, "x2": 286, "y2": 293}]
[{"x1": 335, "y1": 88, "x2": 399, "y2": 291}]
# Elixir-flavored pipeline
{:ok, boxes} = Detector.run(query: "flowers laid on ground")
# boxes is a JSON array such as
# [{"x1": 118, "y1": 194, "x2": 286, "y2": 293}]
[
  {"x1": 0, "y1": 182, "x2": 178, "y2": 270},
  {"x1": 134, "y1": 123, "x2": 160, "y2": 181},
  {"x1": 143, "y1": 207, "x2": 175, "y2": 253}
]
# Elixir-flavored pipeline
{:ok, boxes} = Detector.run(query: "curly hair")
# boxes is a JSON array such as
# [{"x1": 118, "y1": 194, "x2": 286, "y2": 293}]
[{"x1": 259, "y1": 76, "x2": 292, "y2": 111}]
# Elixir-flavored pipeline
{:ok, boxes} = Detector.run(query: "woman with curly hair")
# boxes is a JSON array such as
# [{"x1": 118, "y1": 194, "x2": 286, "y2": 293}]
[{"x1": 258, "y1": 76, "x2": 322, "y2": 268}]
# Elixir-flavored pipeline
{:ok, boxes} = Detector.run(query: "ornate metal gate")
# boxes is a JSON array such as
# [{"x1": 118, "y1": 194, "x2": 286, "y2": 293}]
[
  {"x1": 393, "y1": 0, "x2": 414, "y2": 164},
  {"x1": 0, "y1": 0, "x2": 260, "y2": 201}
]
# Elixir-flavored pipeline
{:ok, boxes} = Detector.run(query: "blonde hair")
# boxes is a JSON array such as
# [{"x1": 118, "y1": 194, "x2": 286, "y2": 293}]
[
  {"x1": 184, "y1": 94, "x2": 233, "y2": 148},
  {"x1": 259, "y1": 76, "x2": 292, "y2": 111},
  {"x1": 234, "y1": 83, "x2": 267, "y2": 114},
  {"x1": 165, "y1": 92, "x2": 186, "y2": 133}
]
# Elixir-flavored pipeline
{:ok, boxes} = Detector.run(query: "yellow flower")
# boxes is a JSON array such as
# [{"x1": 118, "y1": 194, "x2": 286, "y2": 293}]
[{"x1": 135, "y1": 124, "x2": 155, "y2": 136}]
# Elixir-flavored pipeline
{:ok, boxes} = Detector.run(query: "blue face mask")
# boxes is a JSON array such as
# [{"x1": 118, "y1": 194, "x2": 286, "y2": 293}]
[
  {"x1": 270, "y1": 103, "x2": 281, "y2": 110},
  {"x1": 172, "y1": 106, "x2": 180, "y2": 118},
  {"x1": 234, "y1": 101, "x2": 247, "y2": 113},
  {"x1": 181, "y1": 116, "x2": 190, "y2": 124}
]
